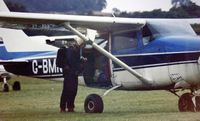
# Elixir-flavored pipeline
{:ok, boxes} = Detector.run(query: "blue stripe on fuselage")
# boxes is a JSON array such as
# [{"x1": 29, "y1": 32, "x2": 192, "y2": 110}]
[
  {"x1": 0, "y1": 45, "x2": 55, "y2": 60},
  {"x1": 113, "y1": 51, "x2": 200, "y2": 70},
  {"x1": 113, "y1": 35, "x2": 200, "y2": 70}
]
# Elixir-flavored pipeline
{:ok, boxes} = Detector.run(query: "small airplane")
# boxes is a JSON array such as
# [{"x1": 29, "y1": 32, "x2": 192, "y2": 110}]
[{"x1": 0, "y1": 0, "x2": 200, "y2": 113}]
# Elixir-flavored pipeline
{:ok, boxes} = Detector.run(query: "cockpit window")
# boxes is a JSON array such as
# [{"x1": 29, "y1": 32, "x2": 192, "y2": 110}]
[
  {"x1": 147, "y1": 19, "x2": 196, "y2": 37},
  {"x1": 111, "y1": 31, "x2": 138, "y2": 54}
]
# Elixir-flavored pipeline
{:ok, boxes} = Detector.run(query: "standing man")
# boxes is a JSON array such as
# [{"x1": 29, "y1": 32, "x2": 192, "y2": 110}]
[{"x1": 56, "y1": 42, "x2": 84, "y2": 113}]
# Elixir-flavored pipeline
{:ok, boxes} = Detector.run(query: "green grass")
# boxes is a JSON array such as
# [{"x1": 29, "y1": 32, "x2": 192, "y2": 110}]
[{"x1": 0, "y1": 76, "x2": 200, "y2": 121}]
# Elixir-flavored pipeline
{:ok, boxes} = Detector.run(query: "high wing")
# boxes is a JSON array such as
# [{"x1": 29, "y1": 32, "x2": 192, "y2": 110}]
[
  {"x1": 0, "y1": 12, "x2": 151, "y2": 84},
  {"x1": 0, "y1": 12, "x2": 145, "y2": 33}
]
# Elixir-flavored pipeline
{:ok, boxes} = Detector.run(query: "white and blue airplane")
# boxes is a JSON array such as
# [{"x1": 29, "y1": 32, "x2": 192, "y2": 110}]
[{"x1": 0, "y1": 0, "x2": 200, "y2": 113}]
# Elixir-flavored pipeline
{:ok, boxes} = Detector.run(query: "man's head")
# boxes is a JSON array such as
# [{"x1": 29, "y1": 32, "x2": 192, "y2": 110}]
[{"x1": 67, "y1": 40, "x2": 79, "y2": 49}]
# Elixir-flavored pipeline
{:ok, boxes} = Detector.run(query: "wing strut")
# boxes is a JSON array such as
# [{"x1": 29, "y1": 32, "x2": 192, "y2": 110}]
[{"x1": 63, "y1": 22, "x2": 153, "y2": 85}]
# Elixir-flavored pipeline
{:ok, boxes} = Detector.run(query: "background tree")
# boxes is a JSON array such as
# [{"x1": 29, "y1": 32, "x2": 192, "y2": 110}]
[
  {"x1": 4, "y1": 0, "x2": 107, "y2": 14},
  {"x1": 171, "y1": 0, "x2": 191, "y2": 8},
  {"x1": 116, "y1": 0, "x2": 200, "y2": 18}
]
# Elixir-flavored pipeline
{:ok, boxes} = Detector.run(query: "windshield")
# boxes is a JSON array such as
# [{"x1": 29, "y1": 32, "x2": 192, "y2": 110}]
[{"x1": 147, "y1": 19, "x2": 196, "y2": 37}]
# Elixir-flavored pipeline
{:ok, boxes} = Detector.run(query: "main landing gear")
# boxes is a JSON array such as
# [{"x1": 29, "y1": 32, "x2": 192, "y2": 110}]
[
  {"x1": 84, "y1": 94, "x2": 104, "y2": 113},
  {"x1": 84, "y1": 85, "x2": 121, "y2": 113},
  {"x1": 84, "y1": 87, "x2": 200, "y2": 113},
  {"x1": 0, "y1": 73, "x2": 21, "y2": 92},
  {"x1": 171, "y1": 89, "x2": 200, "y2": 112}
]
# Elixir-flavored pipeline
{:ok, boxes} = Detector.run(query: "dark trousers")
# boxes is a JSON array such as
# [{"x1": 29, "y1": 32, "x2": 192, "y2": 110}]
[{"x1": 60, "y1": 70, "x2": 78, "y2": 110}]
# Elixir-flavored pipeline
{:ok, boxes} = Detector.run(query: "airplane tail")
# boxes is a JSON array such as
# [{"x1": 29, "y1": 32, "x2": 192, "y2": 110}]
[
  {"x1": 0, "y1": 28, "x2": 58, "y2": 60},
  {"x1": 0, "y1": 1, "x2": 57, "y2": 60}
]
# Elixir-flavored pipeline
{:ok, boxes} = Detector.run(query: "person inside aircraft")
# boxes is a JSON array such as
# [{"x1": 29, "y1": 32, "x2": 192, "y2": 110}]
[
  {"x1": 82, "y1": 40, "x2": 112, "y2": 87},
  {"x1": 57, "y1": 41, "x2": 85, "y2": 113},
  {"x1": 93, "y1": 52, "x2": 111, "y2": 87},
  {"x1": 111, "y1": 31, "x2": 138, "y2": 54}
]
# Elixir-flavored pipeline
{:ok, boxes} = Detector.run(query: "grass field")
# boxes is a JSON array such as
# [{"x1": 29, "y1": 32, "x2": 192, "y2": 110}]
[{"x1": 0, "y1": 76, "x2": 200, "y2": 121}]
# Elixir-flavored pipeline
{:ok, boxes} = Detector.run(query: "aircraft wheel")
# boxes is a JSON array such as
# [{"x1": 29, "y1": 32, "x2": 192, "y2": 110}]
[
  {"x1": 12, "y1": 81, "x2": 21, "y2": 91},
  {"x1": 84, "y1": 94, "x2": 104, "y2": 113},
  {"x1": 3, "y1": 83, "x2": 9, "y2": 92},
  {"x1": 195, "y1": 96, "x2": 200, "y2": 112},
  {"x1": 178, "y1": 93, "x2": 194, "y2": 112}
]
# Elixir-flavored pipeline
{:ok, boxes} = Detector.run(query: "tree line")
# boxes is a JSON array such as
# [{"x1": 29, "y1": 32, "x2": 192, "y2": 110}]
[
  {"x1": 3, "y1": 0, "x2": 200, "y2": 17},
  {"x1": 115, "y1": 1, "x2": 200, "y2": 18},
  {"x1": 4, "y1": 0, "x2": 106, "y2": 14}
]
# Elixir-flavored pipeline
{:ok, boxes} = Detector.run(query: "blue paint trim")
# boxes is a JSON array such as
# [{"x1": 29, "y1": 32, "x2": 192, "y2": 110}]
[
  {"x1": 112, "y1": 35, "x2": 200, "y2": 70},
  {"x1": 113, "y1": 51, "x2": 200, "y2": 69},
  {"x1": 0, "y1": 46, "x2": 55, "y2": 60}
]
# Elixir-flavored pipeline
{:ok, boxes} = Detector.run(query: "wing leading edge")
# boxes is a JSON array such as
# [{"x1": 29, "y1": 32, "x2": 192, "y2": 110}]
[{"x1": 0, "y1": 12, "x2": 146, "y2": 32}]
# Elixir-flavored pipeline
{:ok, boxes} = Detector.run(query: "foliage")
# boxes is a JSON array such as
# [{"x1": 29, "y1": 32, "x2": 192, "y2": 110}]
[
  {"x1": 116, "y1": 0, "x2": 200, "y2": 18},
  {"x1": 171, "y1": 0, "x2": 191, "y2": 7},
  {"x1": 4, "y1": 0, "x2": 107, "y2": 14}
]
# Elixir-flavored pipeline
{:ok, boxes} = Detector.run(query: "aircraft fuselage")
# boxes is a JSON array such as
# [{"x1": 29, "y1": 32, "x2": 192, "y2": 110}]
[{"x1": 4, "y1": 57, "x2": 63, "y2": 79}]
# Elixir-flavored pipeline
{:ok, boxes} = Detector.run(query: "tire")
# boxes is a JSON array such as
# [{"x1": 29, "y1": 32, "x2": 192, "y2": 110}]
[
  {"x1": 3, "y1": 83, "x2": 9, "y2": 92},
  {"x1": 84, "y1": 94, "x2": 104, "y2": 113},
  {"x1": 12, "y1": 81, "x2": 21, "y2": 91},
  {"x1": 178, "y1": 93, "x2": 194, "y2": 112},
  {"x1": 195, "y1": 96, "x2": 200, "y2": 112}
]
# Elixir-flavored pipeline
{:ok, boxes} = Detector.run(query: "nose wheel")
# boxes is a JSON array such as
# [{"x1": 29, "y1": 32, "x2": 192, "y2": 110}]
[
  {"x1": 178, "y1": 93, "x2": 194, "y2": 112},
  {"x1": 178, "y1": 92, "x2": 200, "y2": 112},
  {"x1": 3, "y1": 83, "x2": 9, "y2": 92}
]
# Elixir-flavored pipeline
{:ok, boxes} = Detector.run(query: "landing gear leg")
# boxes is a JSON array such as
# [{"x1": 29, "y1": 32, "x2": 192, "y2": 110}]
[{"x1": 2, "y1": 77, "x2": 9, "y2": 92}]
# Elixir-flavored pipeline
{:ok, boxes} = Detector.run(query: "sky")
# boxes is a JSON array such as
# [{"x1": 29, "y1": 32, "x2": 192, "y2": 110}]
[{"x1": 103, "y1": 0, "x2": 200, "y2": 12}]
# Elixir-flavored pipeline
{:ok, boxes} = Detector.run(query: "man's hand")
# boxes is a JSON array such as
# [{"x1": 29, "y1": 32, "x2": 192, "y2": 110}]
[{"x1": 80, "y1": 56, "x2": 87, "y2": 62}]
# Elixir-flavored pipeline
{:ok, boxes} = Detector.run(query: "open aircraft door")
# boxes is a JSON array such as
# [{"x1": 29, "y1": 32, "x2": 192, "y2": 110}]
[{"x1": 82, "y1": 37, "x2": 113, "y2": 87}]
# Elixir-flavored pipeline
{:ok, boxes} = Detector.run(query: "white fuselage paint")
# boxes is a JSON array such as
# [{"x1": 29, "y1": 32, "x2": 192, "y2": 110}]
[{"x1": 111, "y1": 62, "x2": 200, "y2": 90}]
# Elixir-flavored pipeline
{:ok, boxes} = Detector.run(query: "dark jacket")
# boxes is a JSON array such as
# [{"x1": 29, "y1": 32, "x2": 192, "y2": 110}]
[
  {"x1": 57, "y1": 47, "x2": 82, "y2": 75},
  {"x1": 56, "y1": 47, "x2": 69, "y2": 68},
  {"x1": 67, "y1": 47, "x2": 81, "y2": 75}
]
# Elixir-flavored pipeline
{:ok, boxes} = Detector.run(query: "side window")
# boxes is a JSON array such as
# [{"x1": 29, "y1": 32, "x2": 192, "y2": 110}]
[
  {"x1": 112, "y1": 31, "x2": 138, "y2": 54},
  {"x1": 142, "y1": 25, "x2": 153, "y2": 46}
]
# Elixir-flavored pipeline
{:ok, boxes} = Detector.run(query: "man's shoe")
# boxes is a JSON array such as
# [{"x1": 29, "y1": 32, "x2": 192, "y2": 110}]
[
  {"x1": 68, "y1": 108, "x2": 75, "y2": 112},
  {"x1": 60, "y1": 109, "x2": 66, "y2": 113}
]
